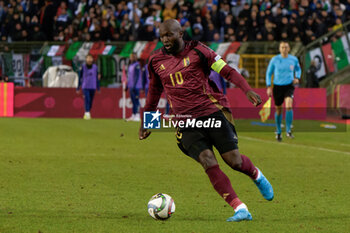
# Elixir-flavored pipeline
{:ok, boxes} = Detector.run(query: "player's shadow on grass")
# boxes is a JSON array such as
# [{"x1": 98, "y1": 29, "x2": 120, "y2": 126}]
[{"x1": 173, "y1": 215, "x2": 225, "y2": 222}]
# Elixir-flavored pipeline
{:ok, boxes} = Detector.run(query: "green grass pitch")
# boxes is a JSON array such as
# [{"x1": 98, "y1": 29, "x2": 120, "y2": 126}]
[{"x1": 0, "y1": 118, "x2": 349, "y2": 233}]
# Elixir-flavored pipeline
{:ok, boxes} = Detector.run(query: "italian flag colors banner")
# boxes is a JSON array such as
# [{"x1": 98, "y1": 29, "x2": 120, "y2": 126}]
[
  {"x1": 102, "y1": 45, "x2": 116, "y2": 55},
  {"x1": 119, "y1": 41, "x2": 136, "y2": 57},
  {"x1": 133, "y1": 41, "x2": 148, "y2": 58},
  {"x1": 307, "y1": 33, "x2": 350, "y2": 75},
  {"x1": 0, "y1": 82, "x2": 14, "y2": 117},
  {"x1": 65, "y1": 42, "x2": 117, "y2": 60},
  {"x1": 305, "y1": 47, "x2": 326, "y2": 78},
  {"x1": 75, "y1": 42, "x2": 93, "y2": 61},
  {"x1": 89, "y1": 42, "x2": 106, "y2": 59},
  {"x1": 331, "y1": 34, "x2": 350, "y2": 70},
  {"x1": 65, "y1": 42, "x2": 83, "y2": 60},
  {"x1": 59, "y1": 41, "x2": 243, "y2": 62},
  {"x1": 154, "y1": 41, "x2": 163, "y2": 51},
  {"x1": 209, "y1": 42, "x2": 219, "y2": 51},
  {"x1": 209, "y1": 42, "x2": 241, "y2": 61},
  {"x1": 321, "y1": 43, "x2": 335, "y2": 73},
  {"x1": 137, "y1": 41, "x2": 163, "y2": 60},
  {"x1": 47, "y1": 45, "x2": 66, "y2": 57},
  {"x1": 140, "y1": 41, "x2": 158, "y2": 61},
  {"x1": 118, "y1": 41, "x2": 163, "y2": 60}
]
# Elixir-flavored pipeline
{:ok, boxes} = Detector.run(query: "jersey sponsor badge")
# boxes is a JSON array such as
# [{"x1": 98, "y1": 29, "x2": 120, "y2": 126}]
[
  {"x1": 183, "y1": 57, "x2": 190, "y2": 67},
  {"x1": 214, "y1": 55, "x2": 222, "y2": 61},
  {"x1": 160, "y1": 64, "x2": 165, "y2": 71},
  {"x1": 290, "y1": 65, "x2": 294, "y2": 70}
]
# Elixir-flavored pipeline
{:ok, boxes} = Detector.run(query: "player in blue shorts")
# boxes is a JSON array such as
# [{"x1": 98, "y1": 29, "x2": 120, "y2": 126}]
[{"x1": 266, "y1": 41, "x2": 301, "y2": 141}]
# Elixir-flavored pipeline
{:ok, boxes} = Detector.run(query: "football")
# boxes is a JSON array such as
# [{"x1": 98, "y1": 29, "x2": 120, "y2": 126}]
[{"x1": 147, "y1": 193, "x2": 175, "y2": 220}]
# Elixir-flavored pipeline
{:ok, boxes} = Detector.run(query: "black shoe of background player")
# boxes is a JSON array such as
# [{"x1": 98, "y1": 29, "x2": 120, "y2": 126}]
[
  {"x1": 286, "y1": 132, "x2": 294, "y2": 139},
  {"x1": 276, "y1": 133, "x2": 282, "y2": 142}
]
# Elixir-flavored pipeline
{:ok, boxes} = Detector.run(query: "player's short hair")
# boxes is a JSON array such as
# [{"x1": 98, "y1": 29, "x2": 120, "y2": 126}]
[
  {"x1": 86, "y1": 54, "x2": 93, "y2": 58},
  {"x1": 280, "y1": 41, "x2": 289, "y2": 45}
]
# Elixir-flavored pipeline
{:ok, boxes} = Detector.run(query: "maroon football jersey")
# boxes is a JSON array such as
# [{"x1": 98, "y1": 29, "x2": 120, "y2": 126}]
[{"x1": 145, "y1": 41, "x2": 233, "y2": 118}]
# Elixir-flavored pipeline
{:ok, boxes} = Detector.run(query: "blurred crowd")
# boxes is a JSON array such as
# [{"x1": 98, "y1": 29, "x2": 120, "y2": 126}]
[{"x1": 0, "y1": 0, "x2": 350, "y2": 44}]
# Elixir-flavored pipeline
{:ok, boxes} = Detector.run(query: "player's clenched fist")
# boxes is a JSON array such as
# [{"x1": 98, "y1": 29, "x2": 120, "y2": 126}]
[{"x1": 246, "y1": 90, "x2": 262, "y2": 107}]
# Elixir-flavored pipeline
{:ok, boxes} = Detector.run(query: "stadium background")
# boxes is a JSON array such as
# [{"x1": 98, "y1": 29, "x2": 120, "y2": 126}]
[
  {"x1": 1, "y1": 0, "x2": 350, "y2": 119},
  {"x1": 0, "y1": 1, "x2": 350, "y2": 233}
]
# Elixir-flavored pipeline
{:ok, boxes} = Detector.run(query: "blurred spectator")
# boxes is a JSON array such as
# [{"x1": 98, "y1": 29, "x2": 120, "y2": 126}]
[
  {"x1": 137, "y1": 23, "x2": 156, "y2": 41},
  {"x1": 40, "y1": 0, "x2": 56, "y2": 40},
  {"x1": 100, "y1": 19, "x2": 113, "y2": 41},
  {"x1": 56, "y1": 1, "x2": 67, "y2": 17},
  {"x1": 236, "y1": 18, "x2": 248, "y2": 41},
  {"x1": 306, "y1": 60, "x2": 320, "y2": 88},
  {"x1": 30, "y1": 23, "x2": 45, "y2": 41},
  {"x1": 162, "y1": 0, "x2": 177, "y2": 21},
  {"x1": 192, "y1": 23, "x2": 204, "y2": 41},
  {"x1": 10, "y1": 23, "x2": 24, "y2": 41},
  {"x1": 55, "y1": 7, "x2": 71, "y2": 28},
  {"x1": 206, "y1": 22, "x2": 218, "y2": 42},
  {"x1": 126, "y1": 53, "x2": 142, "y2": 122},
  {"x1": 224, "y1": 28, "x2": 235, "y2": 42}
]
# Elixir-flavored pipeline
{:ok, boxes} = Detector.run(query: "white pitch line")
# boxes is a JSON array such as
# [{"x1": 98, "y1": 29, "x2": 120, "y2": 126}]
[{"x1": 240, "y1": 136, "x2": 350, "y2": 156}]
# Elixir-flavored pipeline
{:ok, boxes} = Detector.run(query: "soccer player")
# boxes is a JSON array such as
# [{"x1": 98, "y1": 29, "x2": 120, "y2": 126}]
[
  {"x1": 126, "y1": 53, "x2": 142, "y2": 121},
  {"x1": 266, "y1": 41, "x2": 301, "y2": 141},
  {"x1": 139, "y1": 19, "x2": 274, "y2": 222},
  {"x1": 76, "y1": 54, "x2": 100, "y2": 120}
]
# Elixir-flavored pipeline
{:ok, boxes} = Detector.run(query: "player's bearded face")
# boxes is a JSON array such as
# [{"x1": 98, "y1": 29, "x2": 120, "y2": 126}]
[{"x1": 160, "y1": 30, "x2": 181, "y2": 54}]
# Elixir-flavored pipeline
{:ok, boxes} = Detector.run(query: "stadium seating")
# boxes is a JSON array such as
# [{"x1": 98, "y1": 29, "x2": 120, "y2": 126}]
[{"x1": 1, "y1": 0, "x2": 350, "y2": 44}]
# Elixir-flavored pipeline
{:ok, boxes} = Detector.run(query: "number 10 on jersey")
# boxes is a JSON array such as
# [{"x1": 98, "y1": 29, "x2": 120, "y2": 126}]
[{"x1": 170, "y1": 72, "x2": 183, "y2": 86}]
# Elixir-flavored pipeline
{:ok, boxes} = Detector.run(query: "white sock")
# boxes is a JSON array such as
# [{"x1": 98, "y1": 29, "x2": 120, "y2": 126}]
[
  {"x1": 254, "y1": 168, "x2": 261, "y2": 180},
  {"x1": 234, "y1": 203, "x2": 248, "y2": 212}
]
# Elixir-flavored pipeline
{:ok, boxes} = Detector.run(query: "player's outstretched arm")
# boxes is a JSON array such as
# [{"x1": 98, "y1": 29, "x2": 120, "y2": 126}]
[
  {"x1": 139, "y1": 61, "x2": 163, "y2": 140},
  {"x1": 219, "y1": 64, "x2": 262, "y2": 106}
]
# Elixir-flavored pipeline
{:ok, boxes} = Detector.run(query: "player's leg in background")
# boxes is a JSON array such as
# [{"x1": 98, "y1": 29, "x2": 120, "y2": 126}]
[
  {"x1": 89, "y1": 89, "x2": 96, "y2": 114},
  {"x1": 273, "y1": 85, "x2": 283, "y2": 141},
  {"x1": 275, "y1": 105, "x2": 283, "y2": 136},
  {"x1": 128, "y1": 88, "x2": 137, "y2": 120},
  {"x1": 133, "y1": 89, "x2": 140, "y2": 121},
  {"x1": 285, "y1": 97, "x2": 294, "y2": 136},
  {"x1": 83, "y1": 89, "x2": 91, "y2": 119},
  {"x1": 131, "y1": 88, "x2": 140, "y2": 114},
  {"x1": 197, "y1": 149, "x2": 251, "y2": 221},
  {"x1": 221, "y1": 150, "x2": 274, "y2": 201}
]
